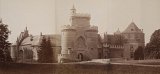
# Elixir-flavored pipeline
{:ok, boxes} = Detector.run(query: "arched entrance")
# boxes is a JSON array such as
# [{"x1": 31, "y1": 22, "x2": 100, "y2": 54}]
[
  {"x1": 78, "y1": 53, "x2": 83, "y2": 61},
  {"x1": 18, "y1": 50, "x2": 23, "y2": 62}
]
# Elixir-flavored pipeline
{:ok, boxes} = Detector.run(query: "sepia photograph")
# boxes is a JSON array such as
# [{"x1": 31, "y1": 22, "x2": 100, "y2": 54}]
[{"x1": 0, "y1": 0, "x2": 160, "y2": 74}]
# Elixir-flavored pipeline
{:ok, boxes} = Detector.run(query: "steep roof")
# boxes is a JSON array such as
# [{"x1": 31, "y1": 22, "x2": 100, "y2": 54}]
[
  {"x1": 123, "y1": 22, "x2": 142, "y2": 33},
  {"x1": 20, "y1": 34, "x2": 61, "y2": 46},
  {"x1": 21, "y1": 35, "x2": 40, "y2": 46}
]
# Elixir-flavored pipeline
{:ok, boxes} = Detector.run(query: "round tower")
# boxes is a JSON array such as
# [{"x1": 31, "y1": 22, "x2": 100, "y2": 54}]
[
  {"x1": 61, "y1": 25, "x2": 76, "y2": 54},
  {"x1": 85, "y1": 26, "x2": 99, "y2": 59}
]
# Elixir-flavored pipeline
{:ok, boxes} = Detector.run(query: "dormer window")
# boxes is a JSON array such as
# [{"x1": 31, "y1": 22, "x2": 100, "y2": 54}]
[
  {"x1": 131, "y1": 29, "x2": 134, "y2": 31},
  {"x1": 30, "y1": 37, "x2": 33, "y2": 41}
]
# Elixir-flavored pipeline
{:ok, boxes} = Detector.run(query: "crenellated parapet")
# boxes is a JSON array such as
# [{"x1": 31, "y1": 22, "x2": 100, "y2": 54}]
[
  {"x1": 86, "y1": 25, "x2": 98, "y2": 32},
  {"x1": 61, "y1": 25, "x2": 76, "y2": 32},
  {"x1": 72, "y1": 13, "x2": 90, "y2": 18},
  {"x1": 90, "y1": 25, "x2": 98, "y2": 30},
  {"x1": 71, "y1": 13, "x2": 91, "y2": 20},
  {"x1": 62, "y1": 25, "x2": 74, "y2": 29},
  {"x1": 103, "y1": 43, "x2": 124, "y2": 49}
]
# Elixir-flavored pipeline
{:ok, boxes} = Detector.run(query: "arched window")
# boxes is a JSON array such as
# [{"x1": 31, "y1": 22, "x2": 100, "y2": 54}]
[
  {"x1": 131, "y1": 29, "x2": 134, "y2": 31},
  {"x1": 76, "y1": 36, "x2": 86, "y2": 48},
  {"x1": 68, "y1": 48, "x2": 71, "y2": 54},
  {"x1": 130, "y1": 45, "x2": 134, "y2": 58},
  {"x1": 24, "y1": 49, "x2": 33, "y2": 59},
  {"x1": 77, "y1": 53, "x2": 83, "y2": 61}
]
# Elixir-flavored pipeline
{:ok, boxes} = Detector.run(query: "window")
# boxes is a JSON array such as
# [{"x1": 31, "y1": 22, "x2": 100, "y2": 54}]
[
  {"x1": 68, "y1": 48, "x2": 71, "y2": 54},
  {"x1": 131, "y1": 29, "x2": 134, "y2": 31},
  {"x1": 30, "y1": 37, "x2": 33, "y2": 41},
  {"x1": 130, "y1": 45, "x2": 134, "y2": 58},
  {"x1": 130, "y1": 52, "x2": 134, "y2": 58},
  {"x1": 77, "y1": 53, "x2": 83, "y2": 61}
]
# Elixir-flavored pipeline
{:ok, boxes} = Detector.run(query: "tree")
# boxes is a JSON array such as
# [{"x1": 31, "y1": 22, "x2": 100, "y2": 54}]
[
  {"x1": 134, "y1": 46, "x2": 144, "y2": 60},
  {"x1": 145, "y1": 29, "x2": 160, "y2": 59},
  {"x1": 0, "y1": 19, "x2": 12, "y2": 63},
  {"x1": 38, "y1": 37, "x2": 54, "y2": 63},
  {"x1": 114, "y1": 35, "x2": 126, "y2": 45}
]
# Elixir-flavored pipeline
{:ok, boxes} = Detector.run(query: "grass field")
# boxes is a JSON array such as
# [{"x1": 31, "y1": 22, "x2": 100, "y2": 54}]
[{"x1": 0, "y1": 60, "x2": 160, "y2": 74}]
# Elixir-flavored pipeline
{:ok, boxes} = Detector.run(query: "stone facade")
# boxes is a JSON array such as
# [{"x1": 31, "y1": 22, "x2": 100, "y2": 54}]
[
  {"x1": 100, "y1": 22, "x2": 145, "y2": 61},
  {"x1": 11, "y1": 6, "x2": 145, "y2": 63},
  {"x1": 122, "y1": 22, "x2": 145, "y2": 60},
  {"x1": 58, "y1": 6, "x2": 99, "y2": 62},
  {"x1": 58, "y1": 6, "x2": 145, "y2": 63}
]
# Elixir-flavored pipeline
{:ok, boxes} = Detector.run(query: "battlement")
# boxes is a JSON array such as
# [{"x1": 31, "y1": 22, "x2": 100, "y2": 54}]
[
  {"x1": 90, "y1": 25, "x2": 98, "y2": 30},
  {"x1": 61, "y1": 26, "x2": 76, "y2": 32},
  {"x1": 72, "y1": 13, "x2": 91, "y2": 18},
  {"x1": 103, "y1": 43, "x2": 124, "y2": 49},
  {"x1": 62, "y1": 25, "x2": 75, "y2": 30},
  {"x1": 86, "y1": 25, "x2": 98, "y2": 32}
]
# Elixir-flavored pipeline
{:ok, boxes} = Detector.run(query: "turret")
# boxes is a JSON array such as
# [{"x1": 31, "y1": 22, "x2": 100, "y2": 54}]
[
  {"x1": 114, "y1": 28, "x2": 121, "y2": 35},
  {"x1": 23, "y1": 27, "x2": 29, "y2": 38},
  {"x1": 61, "y1": 25, "x2": 76, "y2": 54},
  {"x1": 0, "y1": 18, "x2": 2, "y2": 23},
  {"x1": 70, "y1": 5, "x2": 76, "y2": 15},
  {"x1": 70, "y1": 6, "x2": 91, "y2": 29}
]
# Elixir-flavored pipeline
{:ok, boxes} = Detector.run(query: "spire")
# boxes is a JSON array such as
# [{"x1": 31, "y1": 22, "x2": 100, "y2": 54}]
[
  {"x1": 114, "y1": 28, "x2": 121, "y2": 35},
  {"x1": 131, "y1": 18, "x2": 134, "y2": 23},
  {"x1": 40, "y1": 32, "x2": 43, "y2": 36},
  {"x1": 26, "y1": 26, "x2": 28, "y2": 30},
  {"x1": 72, "y1": 4, "x2": 75, "y2": 9},
  {"x1": 24, "y1": 26, "x2": 29, "y2": 37},
  {"x1": 0, "y1": 18, "x2": 2, "y2": 23},
  {"x1": 118, "y1": 28, "x2": 120, "y2": 31},
  {"x1": 71, "y1": 4, "x2": 76, "y2": 14}
]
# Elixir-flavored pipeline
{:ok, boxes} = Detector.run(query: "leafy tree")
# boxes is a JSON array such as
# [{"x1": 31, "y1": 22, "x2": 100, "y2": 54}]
[
  {"x1": 114, "y1": 35, "x2": 126, "y2": 45},
  {"x1": 145, "y1": 29, "x2": 160, "y2": 59},
  {"x1": 107, "y1": 35, "x2": 126, "y2": 45},
  {"x1": 134, "y1": 46, "x2": 144, "y2": 60},
  {"x1": 0, "y1": 19, "x2": 12, "y2": 63},
  {"x1": 38, "y1": 37, "x2": 54, "y2": 63}
]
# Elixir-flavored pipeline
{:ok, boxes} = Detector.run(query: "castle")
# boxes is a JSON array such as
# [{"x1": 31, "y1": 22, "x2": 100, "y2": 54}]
[
  {"x1": 10, "y1": 6, "x2": 145, "y2": 63},
  {"x1": 11, "y1": 28, "x2": 61, "y2": 63}
]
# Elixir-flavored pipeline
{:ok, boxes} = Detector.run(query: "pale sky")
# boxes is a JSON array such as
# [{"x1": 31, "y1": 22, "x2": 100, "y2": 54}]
[{"x1": 0, "y1": 0, "x2": 160, "y2": 44}]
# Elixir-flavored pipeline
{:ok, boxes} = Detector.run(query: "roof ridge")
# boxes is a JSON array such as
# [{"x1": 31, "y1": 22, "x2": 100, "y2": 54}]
[{"x1": 123, "y1": 22, "x2": 142, "y2": 33}]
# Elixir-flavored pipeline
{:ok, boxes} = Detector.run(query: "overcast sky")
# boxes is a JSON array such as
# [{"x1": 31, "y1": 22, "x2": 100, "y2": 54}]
[{"x1": 0, "y1": 0, "x2": 160, "y2": 44}]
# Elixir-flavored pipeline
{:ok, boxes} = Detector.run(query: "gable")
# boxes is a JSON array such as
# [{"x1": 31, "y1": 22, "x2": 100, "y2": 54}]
[{"x1": 123, "y1": 22, "x2": 142, "y2": 33}]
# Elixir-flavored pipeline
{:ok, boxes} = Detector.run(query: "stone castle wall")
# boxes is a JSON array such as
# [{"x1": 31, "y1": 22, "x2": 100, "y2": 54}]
[{"x1": 59, "y1": 7, "x2": 99, "y2": 62}]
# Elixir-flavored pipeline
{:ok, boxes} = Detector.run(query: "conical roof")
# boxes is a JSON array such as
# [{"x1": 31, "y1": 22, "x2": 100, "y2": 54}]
[
  {"x1": 123, "y1": 22, "x2": 142, "y2": 33},
  {"x1": 114, "y1": 28, "x2": 121, "y2": 35}
]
